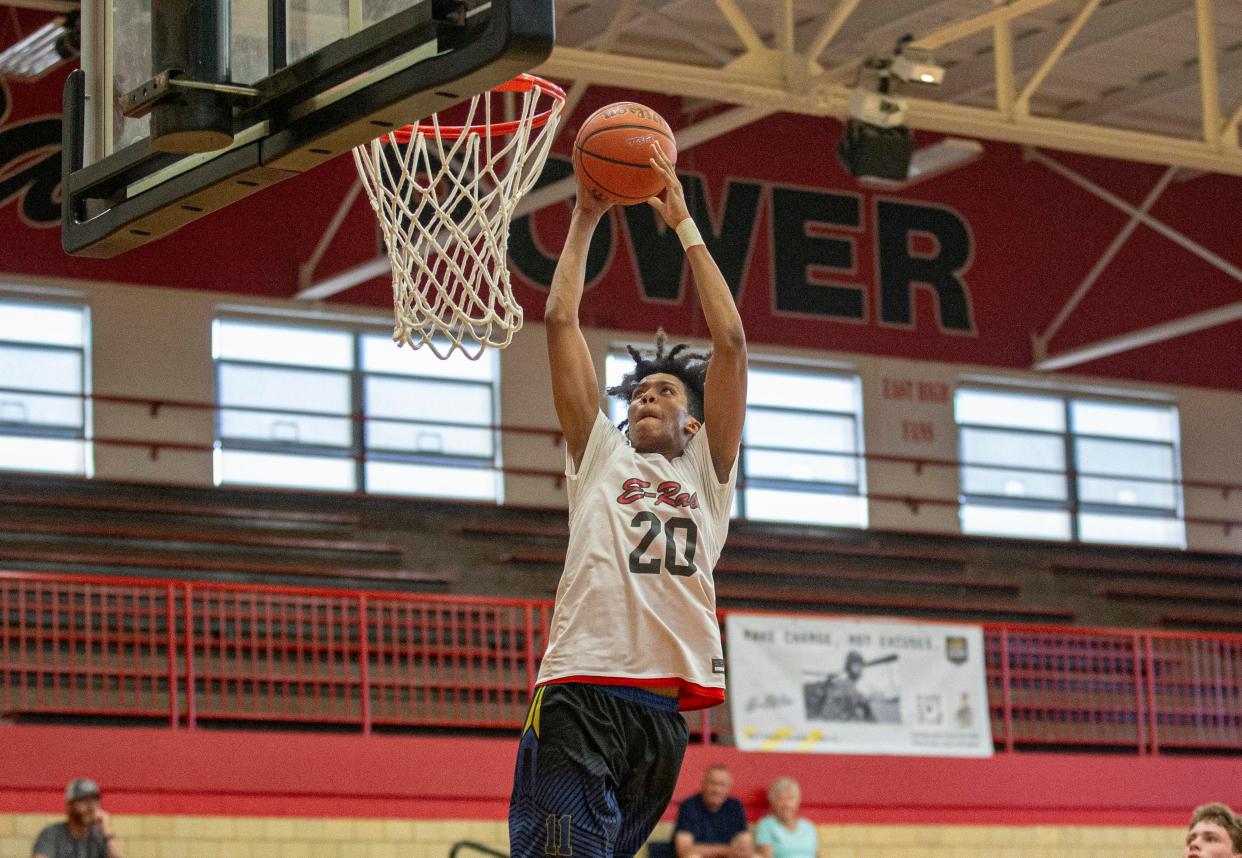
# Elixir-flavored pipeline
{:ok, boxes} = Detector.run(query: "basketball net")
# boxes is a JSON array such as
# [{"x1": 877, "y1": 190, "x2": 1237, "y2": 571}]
[{"x1": 353, "y1": 75, "x2": 565, "y2": 360}]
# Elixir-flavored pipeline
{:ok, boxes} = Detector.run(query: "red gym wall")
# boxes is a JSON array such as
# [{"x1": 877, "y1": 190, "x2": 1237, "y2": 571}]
[
  {"x1": 0, "y1": 724, "x2": 1236, "y2": 825},
  {"x1": 3, "y1": 58, "x2": 1242, "y2": 394}
]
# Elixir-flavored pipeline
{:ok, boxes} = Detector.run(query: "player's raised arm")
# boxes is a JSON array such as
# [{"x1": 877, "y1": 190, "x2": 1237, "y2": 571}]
[
  {"x1": 545, "y1": 188, "x2": 612, "y2": 468},
  {"x1": 647, "y1": 144, "x2": 747, "y2": 483}
]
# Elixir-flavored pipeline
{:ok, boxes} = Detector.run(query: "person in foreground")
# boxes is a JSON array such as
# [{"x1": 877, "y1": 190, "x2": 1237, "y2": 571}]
[
  {"x1": 674, "y1": 764, "x2": 754, "y2": 858},
  {"x1": 754, "y1": 778, "x2": 817, "y2": 858},
  {"x1": 507, "y1": 143, "x2": 747, "y2": 858},
  {"x1": 32, "y1": 779, "x2": 126, "y2": 858},
  {"x1": 1185, "y1": 803, "x2": 1242, "y2": 858}
]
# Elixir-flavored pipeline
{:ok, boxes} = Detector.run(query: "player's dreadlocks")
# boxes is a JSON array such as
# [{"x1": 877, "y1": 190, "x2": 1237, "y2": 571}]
[{"x1": 606, "y1": 329, "x2": 710, "y2": 429}]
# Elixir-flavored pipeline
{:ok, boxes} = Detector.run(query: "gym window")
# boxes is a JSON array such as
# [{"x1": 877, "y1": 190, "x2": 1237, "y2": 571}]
[
  {"x1": 0, "y1": 298, "x2": 91, "y2": 477},
  {"x1": 605, "y1": 353, "x2": 867, "y2": 527},
  {"x1": 212, "y1": 318, "x2": 500, "y2": 501},
  {"x1": 955, "y1": 387, "x2": 1183, "y2": 547}
]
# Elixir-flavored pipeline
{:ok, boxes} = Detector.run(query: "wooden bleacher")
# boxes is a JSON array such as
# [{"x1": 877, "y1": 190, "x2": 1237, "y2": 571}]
[
  {"x1": 1160, "y1": 612, "x2": 1242, "y2": 632},
  {"x1": 0, "y1": 477, "x2": 449, "y2": 591},
  {"x1": 0, "y1": 547, "x2": 448, "y2": 585},
  {"x1": 1050, "y1": 556, "x2": 1242, "y2": 586},
  {"x1": 504, "y1": 547, "x2": 1016, "y2": 595},
  {"x1": 0, "y1": 490, "x2": 359, "y2": 530},
  {"x1": 478, "y1": 519, "x2": 1064, "y2": 625},
  {"x1": 462, "y1": 519, "x2": 968, "y2": 564},
  {"x1": 0, "y1": 518, "x2": 404, "y2": 559},
  {"x1": 6, "y1": 473, "x2": 1242, "y2": 628},
  {"x1": 1101, "y1": 584, "x2": 1242, "y2": 631},
  {"x1": 1101, "y1": 584, "x2": 1242, "y2": 608}
]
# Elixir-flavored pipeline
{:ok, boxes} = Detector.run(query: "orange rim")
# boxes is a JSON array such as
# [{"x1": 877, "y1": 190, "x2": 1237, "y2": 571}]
[{"x1": 390, "y1": 73, "x2": 565, "y2": 144}]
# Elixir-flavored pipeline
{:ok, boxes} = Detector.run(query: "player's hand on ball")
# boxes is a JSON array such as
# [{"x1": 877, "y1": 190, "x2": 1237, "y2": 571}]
[
  {"x1": 646, "y1": 142, "x2": 689, "y2": 228},
  {"x1": 574, "y1": 182, "x2": 613, "y2": 218}
]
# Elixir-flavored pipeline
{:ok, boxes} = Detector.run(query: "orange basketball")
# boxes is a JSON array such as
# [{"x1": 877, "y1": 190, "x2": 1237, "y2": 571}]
[{"x1": 572, "y1": 102, "x2": 678, "y2": 205}]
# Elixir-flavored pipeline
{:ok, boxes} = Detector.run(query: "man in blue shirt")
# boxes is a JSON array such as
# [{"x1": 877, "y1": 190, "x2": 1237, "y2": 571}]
[{"x1": 673, "y1": 764, "x2": 753, "y2": 858}]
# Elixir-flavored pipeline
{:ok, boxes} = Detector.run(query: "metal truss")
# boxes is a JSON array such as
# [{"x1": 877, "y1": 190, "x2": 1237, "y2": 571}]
[
  {"x1": 1029, "y1": 148, "x2": 1242, "y2": 371},
  {"x1": 538, "y1": 0, "x2": 1242, "y2": 176}
]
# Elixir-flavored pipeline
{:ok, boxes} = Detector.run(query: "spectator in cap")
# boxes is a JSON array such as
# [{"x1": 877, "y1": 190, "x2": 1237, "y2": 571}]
[
  {"x1": 1186, "y1": 803, "x2": 1242, "y2": 858},
  {"x1": 32, "y1": 779, "x2": 125, "y2": 858}
]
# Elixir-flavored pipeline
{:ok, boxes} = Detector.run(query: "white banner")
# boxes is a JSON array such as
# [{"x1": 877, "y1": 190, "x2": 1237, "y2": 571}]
[{"x1": 726, "y1": 613, "x2": 993, "y2": 757}]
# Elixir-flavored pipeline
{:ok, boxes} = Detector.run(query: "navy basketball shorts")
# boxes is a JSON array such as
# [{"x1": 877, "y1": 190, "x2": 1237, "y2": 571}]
[{"x1": 509, "y1": 682, "x2": 690, "y2": 858}]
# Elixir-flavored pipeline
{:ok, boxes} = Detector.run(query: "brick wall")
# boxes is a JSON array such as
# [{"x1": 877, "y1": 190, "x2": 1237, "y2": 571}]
[{"x1": 1, "y1": 814, "x2": 1186, "y2": 858}]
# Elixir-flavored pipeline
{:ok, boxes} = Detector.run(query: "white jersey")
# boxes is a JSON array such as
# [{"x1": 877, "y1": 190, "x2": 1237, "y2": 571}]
[{"x1": 536, "y1": 410, "x2": 738, "y2": 710}]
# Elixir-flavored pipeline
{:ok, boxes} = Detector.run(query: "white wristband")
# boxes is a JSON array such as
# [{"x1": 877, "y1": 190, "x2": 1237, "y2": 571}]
[{"x1": 675, "y1": 217, "x2": 704, "y2": 250}]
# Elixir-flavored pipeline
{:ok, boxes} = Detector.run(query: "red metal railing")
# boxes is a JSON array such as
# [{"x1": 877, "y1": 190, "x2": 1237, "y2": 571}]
[{"x1": 2, "y1": 571, "x2": 1239, "y2": 752}]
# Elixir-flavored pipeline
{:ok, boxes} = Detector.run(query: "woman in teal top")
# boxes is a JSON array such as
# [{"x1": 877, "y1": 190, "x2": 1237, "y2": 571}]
[{"x1": 754, "y1": 778, "x2": 818, "y2": 858}]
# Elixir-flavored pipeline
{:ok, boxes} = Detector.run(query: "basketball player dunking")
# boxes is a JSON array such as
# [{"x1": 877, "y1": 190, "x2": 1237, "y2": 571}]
[{"x1": 508, "y1": 144, "x2": 747, "y2": 857}]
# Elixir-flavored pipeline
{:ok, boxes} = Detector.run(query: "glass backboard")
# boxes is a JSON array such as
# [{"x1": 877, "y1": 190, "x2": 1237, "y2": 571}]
[{"x1": 63, "y1": 0, "x2": 554, "y2": 257}]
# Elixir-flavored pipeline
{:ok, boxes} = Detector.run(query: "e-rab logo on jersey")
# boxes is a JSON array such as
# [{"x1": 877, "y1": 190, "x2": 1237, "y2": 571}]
[{"x1": 616, "y1": 477, "x2": 699, "y2": 509}]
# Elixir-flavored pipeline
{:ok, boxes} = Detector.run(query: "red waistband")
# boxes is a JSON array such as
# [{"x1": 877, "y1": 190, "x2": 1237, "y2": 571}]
[{"x1": 538, "y1": 674, "x2": 725, "y2": 711}]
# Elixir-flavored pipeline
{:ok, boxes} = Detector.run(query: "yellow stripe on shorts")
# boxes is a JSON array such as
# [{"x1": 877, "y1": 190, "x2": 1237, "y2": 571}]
[{"x1": 522, "y1": 686, "x2": 546, "y2": 737}]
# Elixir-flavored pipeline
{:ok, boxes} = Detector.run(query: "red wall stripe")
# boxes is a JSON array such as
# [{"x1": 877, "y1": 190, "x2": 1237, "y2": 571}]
[{"x1": 1, "y1": 725, "x2": 1235, "y2": 825}]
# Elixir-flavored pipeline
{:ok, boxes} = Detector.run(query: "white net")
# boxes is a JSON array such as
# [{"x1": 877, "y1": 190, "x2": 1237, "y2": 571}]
[{"x1": 352, "y1": 75, "x2": 564, "y2": 360}]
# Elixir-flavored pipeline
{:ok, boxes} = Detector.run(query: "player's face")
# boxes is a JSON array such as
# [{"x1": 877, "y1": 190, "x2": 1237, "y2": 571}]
[
  {"x1": 1186, "y1": 822, "x2": 1241, "y2": 858},
  {"x1": 626, "y1": 373, "x2": 698, "y2": 453}
]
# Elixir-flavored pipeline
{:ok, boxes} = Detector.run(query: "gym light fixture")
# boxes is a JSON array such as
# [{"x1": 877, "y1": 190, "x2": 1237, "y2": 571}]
[
  {"x1": 858, "y1": 138, "x2": 985, "y2": 190},
  {"x1": 890, "y1": 45, "x2": 945, "y2": 86},
  {"x1": 837, "y1": 36, "x2": 947, "y2": 182}
]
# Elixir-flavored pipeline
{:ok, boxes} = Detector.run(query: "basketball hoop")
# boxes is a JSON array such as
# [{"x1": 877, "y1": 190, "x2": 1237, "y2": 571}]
[{"x1": 352, "y1": 73, "x2": 565, "y2": 360}]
